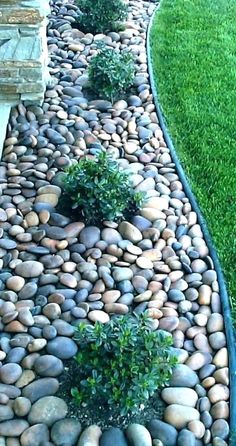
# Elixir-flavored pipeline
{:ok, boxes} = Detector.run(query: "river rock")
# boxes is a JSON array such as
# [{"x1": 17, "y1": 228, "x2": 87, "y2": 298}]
[
  {"x1": 0, "y1": 420, "x2": 29, "y2": 436},
  {"x1": 51, "y1": 419, "x2": 82, "y2": 445},
  {"x1": 20, "y1": 424, "x2": 49, "y2": 446},
  {"x1": 212, "y1": 439, "x2": 228, "y2": 446},
  {"x1": 13, "y1": 397, "x2": 31, "y2": 417},
  {"x1": 45, "y1": 226, "x2": 67, "y2": 240},
  {"x1": 147, "y1": 419, "x2": 178, "y2": 446},
  {"x1": 28, "y1": 396, "x2": 68, "y2": 426},
  {"x1": 0, "y1": 384, "x2": 21, "y2": 399},
  {"x1": 208, "y1": 384, "x2": 229, "y2": 404},
  {"x1": 164, "y1": 404, "x2": 200, "y2": 429},
  {"x1": 79, "y1": 227, "x2": 100, "y2": 248},
  {"x1": 0, "y1": 240, "x2": 17, "y2": 250},
  {"x1": 112, "y1": 268, "x2": 133, "y2": 282},
  {"x1": 0, "y1": 364, "x2": 22, "y2": 384},
  {"x1": 88, "y1": 310, "x2": 110, "y2": 323},
  {"x1": 169, "y1": 364, "x2": 199, "y2": 387},
  {"x1": 33, "y1": 355, "x2": 63, "y2": 377},
  {"x1": 213, "y1": 348, "x2": 228, "y2": 368},
  {"x1": 119, "y1": 222, "x2": 142, "y2": 243},
  {"x1": 161, "y1": 387, "x2": 198, "y2": 407},
  {"x1": 47, "y1": 337, "x2": 78, "y2": 359},
  {"x1": 22, "y1": 378, "x2": 59, "y2": 403},
  {"x1": 177, "y1": 429, "x2": 196, "y2": 446},
  {"x1": 77, "y1": 425, "x2": 102, "y2": 446},
  {"x1": 211, "y1": 419, "x2": 229, "y2": 439},
  {"x1": 46, "y1": 129, "x2": 66, "y2": 144},
  {"x1": 100, "y1": 427, "x2": 128, "y2": 446},
  {"x1": 126, "y1": 424, "x2": 152, "y2": 446},
  {"x1": 0, "y1": 405, "x2": 14, "y2": 422},
  {"x1": 15, "y1": 261, "x2": 44, "y2": 278},
  {"x1": 101, "y1": 228, "x2": 122, "y2": 244},
  {"x1": 211, "y1": 401, "x2": 229, "y2": 420},
  {"x1": 188, "y1": 420, "x2": 205, "y2": 439},
  {"x1": 186, "y1": 352, "x2": 212, "y2": 370},
  {"x1": 207, "y1": 314, "x2": 224, "y2": 333}
]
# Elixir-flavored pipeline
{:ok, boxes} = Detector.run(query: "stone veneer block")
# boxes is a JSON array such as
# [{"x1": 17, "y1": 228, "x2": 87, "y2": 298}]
[{"x1": 0, "y1": 0, "x2": 50, "y2": 103}]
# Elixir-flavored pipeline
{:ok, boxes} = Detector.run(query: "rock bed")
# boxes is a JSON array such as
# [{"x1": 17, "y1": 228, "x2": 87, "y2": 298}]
[{"x1": 0, "y1": 0, "x2": 230, "y2": 445}]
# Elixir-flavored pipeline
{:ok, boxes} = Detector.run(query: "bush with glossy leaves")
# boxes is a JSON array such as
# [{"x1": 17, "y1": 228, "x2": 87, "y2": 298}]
[
  {"x1": 76, "y1": 0, "x2": 128, "y2": 34},
  {"x1": 62, "y1": 151, "x2": 144, "y2": 225},
  {"x1": 72, "y1": 313, "x2": 178, "y2": 415}
]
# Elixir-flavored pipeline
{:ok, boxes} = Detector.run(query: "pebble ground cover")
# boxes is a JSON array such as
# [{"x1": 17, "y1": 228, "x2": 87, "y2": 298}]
[
  {"x1": 150, "y1": 0, "x2": 236, "y2": 319},
  {"x1": 0, "y1": 0, "x2": 231, "y2": 445}
]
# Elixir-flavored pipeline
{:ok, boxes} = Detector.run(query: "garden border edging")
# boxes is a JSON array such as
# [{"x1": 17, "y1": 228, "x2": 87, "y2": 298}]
[{"x1": 146, "y1": 4, "x2": 236, "y2": 444}]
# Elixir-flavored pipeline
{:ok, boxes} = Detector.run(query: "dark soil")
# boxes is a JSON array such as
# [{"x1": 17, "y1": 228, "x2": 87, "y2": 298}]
[{"x1": 56, "y1": 360, "x2": 166, "y2": 429}]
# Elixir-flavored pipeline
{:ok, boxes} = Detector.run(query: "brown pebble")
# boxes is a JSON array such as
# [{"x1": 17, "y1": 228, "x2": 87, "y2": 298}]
[
  {"x1": 104, "y1": 303, "x2": 129, "y2": 314},
  {"x1": 208, "y1": 384, "x2": 229, "y2": 404},
  {"x1": 102, "y1": 290, "x2": 121, "y2": 303}
]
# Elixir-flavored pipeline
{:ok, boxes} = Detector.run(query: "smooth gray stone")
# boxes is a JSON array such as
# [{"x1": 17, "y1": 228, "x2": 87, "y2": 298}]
[
  {"x1": 28, "y1": 397, "x2": 68, "y2": 427},
  {"x1": 47, "y1": 336, "x2": 78, "y2": 359},
  {"x1": 177, "y1": 429, "x2": 196, "y2": 446},
  {"x1": 0, "y1": 419, "x2": 29, "y2": 436},
  {"x1": 169, "y1": 364, "x2": 199, "y2": 387},
  {"x1": 126, "y1": 424, "x2": 152, "y2": 446},
  {"x1": 51, "y1": 419, "x2": 82, "y2": 445},
  {"x1": 20, "y1": 424, "x2": 50, "y2": 446},
  {"x1": 0, "y1": 404, "x2": 14, "y2": 421},
  {"x1": 147, "y1": 419, "x2": 178, "y2": 446},
  {"x1": 100, "y1": 427, "x2": 128, "y2": 446},
  {"x1": 34, "y1": 355, "x2": 63, "y2": 377},
  {"x1": 22, "y1": 378, "x2": 59, "y2": 403}
]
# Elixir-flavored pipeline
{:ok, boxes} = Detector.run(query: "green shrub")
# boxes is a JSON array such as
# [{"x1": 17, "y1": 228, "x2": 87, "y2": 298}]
[
  {"x1": 62, "y1": 151, "x2": 144, "y2": 225},
  {"x1": 89, "y1": 45, "x2": 135, "y2": 102},
  {"x1": 72, "y1": 314, "x2": 178, "y2": 415},
  {"x1": 76, "y1": 0, "x2": 128, "y2": 34}
]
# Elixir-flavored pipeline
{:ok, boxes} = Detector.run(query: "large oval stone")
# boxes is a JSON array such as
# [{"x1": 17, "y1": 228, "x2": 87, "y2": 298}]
[
  {"x1": 28, "y1": 396, "x2": 68, "y2": 426},
  {"x1": 79, "y1": 226, "x2": 100, "y2": 248},
  {"x1": 161, "y1": 387, "x2": 198, "y2": 407},
  {"x1": 177, "y1": 429, "x2": 196, "y2": 446},
  {"x1": 126, "y1": 424, "x2": 152, "y2": 446},
  {"x1": 0, "y1": 404, "x2": 14, "y2": 421},
  {"x1": 169, "y1": 364, "x2": 199, "y2": 387},
  {"x1": 46, "y1": 337, "x2": 78, "y2": 359},
  {"x1": 0, "y1": 363, "x2": 22, "y2": 384},
  {"x1": 164, "y1": 404, "x2": 200, "y2": 429},
  {"x1": 20, "y1": 424, "x2": 49, "y2": 446},
  {"x1": 0, "y1": 384, "x2": 21, "y2": 398},
  {"x1": 0, "y1": 420, "x2": 29, "y2": 436},
  {"x1": 15, "y1": 261, "x2": 44, "y2": 278},
  {"x1": 147, "y1": 419, "x2": 178, "y2": 446},
  {"x1": 119, "y1": 221, "x2": 142, "y2": 243},
  {"x1": 22, "y1": 378, "x2": 59, "y2": 403},
  {"x1": 34, "y1": 355, "x2": 63, "y2": 377},
  {"x1": 100, "y1": 427, "x2": 128, "y2": 446},
  {"x1": 112, "y1": 267, "x2": 133, "y2": 282},
  {"x1": 77, "y1": 425, "x2": 102, "y2": 446},
  {"x1": 51, "y1": 418, "x2": 82, "y2": 445}
]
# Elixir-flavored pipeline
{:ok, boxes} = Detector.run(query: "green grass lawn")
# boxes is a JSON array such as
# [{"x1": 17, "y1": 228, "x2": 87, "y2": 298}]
[{"x1": 150, "y1": 0, "x2": 236, "y2": 316}]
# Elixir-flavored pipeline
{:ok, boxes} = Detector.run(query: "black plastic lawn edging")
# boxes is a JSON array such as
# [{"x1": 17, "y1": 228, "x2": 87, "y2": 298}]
[{"x1": 146, "y1": 4, "x2": 236, "y2": 444}]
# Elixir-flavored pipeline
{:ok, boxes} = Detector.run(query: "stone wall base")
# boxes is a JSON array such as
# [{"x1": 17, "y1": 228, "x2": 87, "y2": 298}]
[{"x1": 0, "y1": 0, "x2": 50, "y2": 104}]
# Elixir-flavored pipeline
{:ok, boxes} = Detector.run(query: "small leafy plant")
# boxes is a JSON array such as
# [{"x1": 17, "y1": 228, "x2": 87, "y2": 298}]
[
  {"x1": 76, "y1": 0, "x2": 128, "y2": 34},
  {"x1": 62, "y1": 151, "x2": 144, "y2": 225},
  {"x1": 89, "y1": 45, "x2": 135, "y2": 102},
  {"x1": 72, "y1": 314, "x2": 177, "y2": 416}
]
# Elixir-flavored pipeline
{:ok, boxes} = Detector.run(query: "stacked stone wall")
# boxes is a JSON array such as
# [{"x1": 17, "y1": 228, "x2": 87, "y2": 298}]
[{"x1": 0, "y1": 0, "x2": 50, "y2": 103}]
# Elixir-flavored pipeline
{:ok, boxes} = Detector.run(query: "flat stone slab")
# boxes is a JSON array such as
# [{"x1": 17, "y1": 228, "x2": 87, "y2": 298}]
[{"x1": 0, "y1": 36, "x2": 41, "y2": 61}]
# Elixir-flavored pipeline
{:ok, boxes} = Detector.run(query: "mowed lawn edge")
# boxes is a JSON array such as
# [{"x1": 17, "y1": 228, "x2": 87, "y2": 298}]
[{"x1": 150, "y1": 0, "x2": 236, "y2": 317}]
